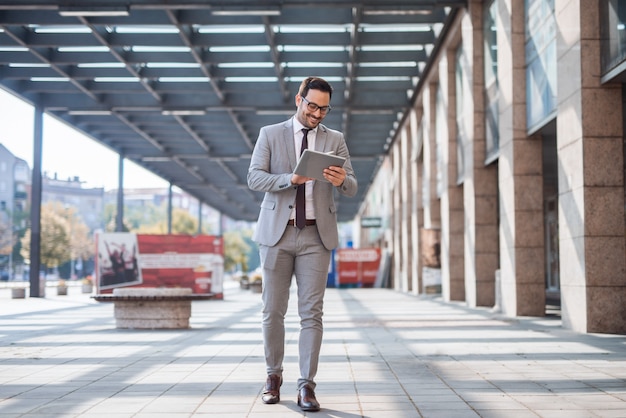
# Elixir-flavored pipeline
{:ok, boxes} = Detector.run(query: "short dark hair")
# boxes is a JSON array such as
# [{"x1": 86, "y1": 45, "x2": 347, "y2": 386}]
[{"x1": 298, "y1": 77, "x2": 333, "y2": 100}]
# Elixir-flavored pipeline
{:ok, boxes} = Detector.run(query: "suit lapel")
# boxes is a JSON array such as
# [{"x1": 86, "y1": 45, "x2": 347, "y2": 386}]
[
  {"x1": 314, "y1": 124, "x2": 328, "y2": 152},
  {"x1": 283, "y1": 119, "x2": 298, "y2": 171},
  {"x1": 284, "y1": 120, "x2": 329, "y2": 170}
]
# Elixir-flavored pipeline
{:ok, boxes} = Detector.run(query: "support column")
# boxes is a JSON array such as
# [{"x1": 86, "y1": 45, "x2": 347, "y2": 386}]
[
  {"x1": 498, "y1": 0, "x2": 545, "y2": 316},
  {"x1": 168, "y1": 183, "x2": 173, "y2": 234},
  {"x1": 116, "y1": 155, "x2": 124, "y2": 232},
  {"x1": 29, "y1": 105, "x2": 43, "y2": 298},
  {"x1": 419, "y1": 83, "x2": 441, "y2": 296},
  {"x1": 391, "y1": 137, "x2": 402, "y2": 291},
  {"x1": 400, "y1": 127, "x2": 412, "y2": 293},
  {"x1": 445, "y1": 46, "x2": 466, "y2": 302},
  {"x1": 557, "y1": 0, "x2": 626, "y2": 333},
  {"x1": 463, "y1": 1, "x2": 500, "y2": 308},
  {"x1": 421, "y1": 81, "x2": 441, "y2": 233},
  {"x1": 409, "y1": 109, "x2": 423, "y2": 296}
]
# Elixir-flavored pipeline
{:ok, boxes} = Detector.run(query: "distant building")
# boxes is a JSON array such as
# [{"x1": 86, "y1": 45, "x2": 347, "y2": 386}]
[
  {"x1": 42, "y1": 172, "x2": 105, "y2": 233},
  {"x1": 0, "y1": 143, "x2": 30, "y2": 217},
  {"x1": 0, "y1": 144, "x2": 31, "y2": 277}
]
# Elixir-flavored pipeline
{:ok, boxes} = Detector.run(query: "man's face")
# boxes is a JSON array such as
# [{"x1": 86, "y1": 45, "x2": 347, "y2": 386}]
[{"x1": 295, "y1": 89, "x2": 331, "y2": 129}]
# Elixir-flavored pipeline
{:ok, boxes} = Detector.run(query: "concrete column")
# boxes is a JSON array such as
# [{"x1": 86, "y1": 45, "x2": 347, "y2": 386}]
[
  {"x1": 391, "y1": 137, "x2": 402, "y2": 291},
  {"x1": 461, "y1": 8, "x2": 477, "y2": 307},
  {"x1": 463, "y1": 1, "x2": 500, "y2": 308},
  {"x1": 442, "y1": 41, "x2": 465, "y2": 301},
  {"x1": 400, "y1": 126, "x2": 412, "y2": 293},
  {"x1": 410, "y1": 109, "x2": 423, "y2": 296},
  {"x1": 557, "y1": 0, "x2": 626, "y2": 333},
  {"x1": 497, "y1": 0, "x2": 545, "y2": 316},
  {"x1": 426, "y1": 82, "x2": 441, "y2": 230},
  {"x1": 442, "y1": 41, "x2": 466, "y2": 302},
  {"x1": 417, "y1": 83, "x2": 442, "y2": 294}
]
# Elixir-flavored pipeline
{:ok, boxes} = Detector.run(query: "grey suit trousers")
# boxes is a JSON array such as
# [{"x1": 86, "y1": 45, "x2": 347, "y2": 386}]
[{"x1": 259, "y1": 224, "x2": 331, "y2": 391}]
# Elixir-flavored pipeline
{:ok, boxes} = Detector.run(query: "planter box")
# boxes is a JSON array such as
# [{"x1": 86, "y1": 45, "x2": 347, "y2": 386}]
[
  {"x1": 11, "y1": 288, "x2": 26, "y2": 299},
  {"x1": 81, "y1": 284, "x2": 93, "y2": 294},
  {"x1": 57, "y1": 286, "x2": 68, "y2": 296},
  {"x1": 250, "y1": 281, "x2": 262, "y2": 293}
]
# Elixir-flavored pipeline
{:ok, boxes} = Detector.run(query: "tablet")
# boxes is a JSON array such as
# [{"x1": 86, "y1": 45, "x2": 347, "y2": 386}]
[{"x1": 293, "y1": 149, "x2": 346, "y2": 182}]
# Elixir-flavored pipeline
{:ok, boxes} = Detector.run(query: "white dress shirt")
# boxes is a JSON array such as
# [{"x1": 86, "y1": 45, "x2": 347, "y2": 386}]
[{"x1": 292, "y1": 117, "x2": 316, "y2": 220}]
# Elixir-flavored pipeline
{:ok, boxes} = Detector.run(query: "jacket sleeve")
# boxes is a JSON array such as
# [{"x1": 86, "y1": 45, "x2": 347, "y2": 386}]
[
  {"x1": 247, "y1": 126, "x2": 294, "y2": 193},
  {"x1": 334, "y1": 132, "x2": 358, "y2": 197}
]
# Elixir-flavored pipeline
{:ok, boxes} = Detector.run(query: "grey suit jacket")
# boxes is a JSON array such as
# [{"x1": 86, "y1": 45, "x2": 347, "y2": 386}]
[{"x1": 248, "y1": 117, "x2": 357, "y2": 250}]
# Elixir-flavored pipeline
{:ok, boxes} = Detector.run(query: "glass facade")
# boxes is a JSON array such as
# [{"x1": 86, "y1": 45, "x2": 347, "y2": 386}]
[
  {"x1": 601, "y1": 0, "x2": 626, "y2": 79},
  {"x1": 484, "y1": 0, "x2": 499, "y2": 163},
  {"x1": 436, "y1": 85, "x2": 446, "y2": 198},
  {"x1": 525, "y1": 0, "x2": 557, "y2": 132},
  {"x1": 455, "y1": 46, "x2": 467, "y2": 183}
]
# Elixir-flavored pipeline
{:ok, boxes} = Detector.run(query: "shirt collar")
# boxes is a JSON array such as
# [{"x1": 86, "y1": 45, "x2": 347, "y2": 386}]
[{"x1": 293, "y1": 117, "x2": 316, "y2": 135}]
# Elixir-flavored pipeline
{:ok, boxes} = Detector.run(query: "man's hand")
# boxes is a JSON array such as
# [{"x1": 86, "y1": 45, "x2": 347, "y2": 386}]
[
  {"x1": 291, "y1": 174, "x2": 312, "y2": 185},
  {"x1": 323, "y1": 166, "x2": 346, "y2": 187}
]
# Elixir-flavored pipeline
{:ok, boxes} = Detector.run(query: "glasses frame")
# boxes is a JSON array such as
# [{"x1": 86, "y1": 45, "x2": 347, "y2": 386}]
[{"x1": 300, "y1": 95, "x2": 332, "y2": 114}]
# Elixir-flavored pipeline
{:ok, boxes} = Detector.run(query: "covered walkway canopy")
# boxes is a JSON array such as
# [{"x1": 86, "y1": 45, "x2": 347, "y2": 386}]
[{"x1": 0, "y1": 0, "x2": 464, "y2": 222}]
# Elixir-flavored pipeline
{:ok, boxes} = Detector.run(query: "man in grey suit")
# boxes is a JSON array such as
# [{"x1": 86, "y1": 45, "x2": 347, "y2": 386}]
[{"x1": 248, "y1": 76, "x2": 357, "y2": 412}]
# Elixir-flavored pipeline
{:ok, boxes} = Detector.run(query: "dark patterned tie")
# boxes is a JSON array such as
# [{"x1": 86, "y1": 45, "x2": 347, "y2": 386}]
[{"x1": 296, "y1": 128, "x2": 311, "y2": 229}]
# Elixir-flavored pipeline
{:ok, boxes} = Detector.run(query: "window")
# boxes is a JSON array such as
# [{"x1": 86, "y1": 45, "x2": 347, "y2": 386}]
[
  {"x1": 456, "y1": 46, "x2": 467, "y2": 182},
  {"x1": 484, "y1": 0, "x2": 499, "y2": 163},
  {"x1": 601, "y1": 0, "x2": 626, "y2": 80},
  {"x1": 436, "y1": 85, "x2": 446, "y2": 197},
  {"x1": 525, "y1": 0, "x2": 557, "y2": 131},
  {"x1": 14, "y1": 163, "x2": 28, "y2": 181}
]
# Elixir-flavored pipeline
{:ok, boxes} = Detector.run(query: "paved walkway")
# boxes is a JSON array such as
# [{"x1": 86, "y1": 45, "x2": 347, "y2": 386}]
[{"x1": 0, "y1": 280, "x2": 625, "y2": 418}]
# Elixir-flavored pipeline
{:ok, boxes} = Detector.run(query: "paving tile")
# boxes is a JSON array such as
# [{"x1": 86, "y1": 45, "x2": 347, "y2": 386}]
[{"x1": 1, "y1": 281, "x2": 625, "y2": 417}]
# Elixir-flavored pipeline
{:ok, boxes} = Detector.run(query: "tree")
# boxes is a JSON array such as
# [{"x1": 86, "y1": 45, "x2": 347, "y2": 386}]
[
  {"x1": 223, "y1": 230, "x2": 251, "y2": 273},
  {"x1": 0, "y1": 211, "x2": 14, "y2": 256},
  {"x1": 20, "y1": 202, "x2": 93, "y2": 271},
  {"x1": 243, "y1": 232, "x2": 260, "y2": 272},
  {"x1": 63, "y1": 206, "x2": 94, "y2": 278},
  {"x1": 21, "y1": 204, "x2": 70, "y2": 269},
  {"x1": 102, "y1": 203, "x2": 131, "y2": 232},
  {"x1": 11, "y1": 208, "x2": 29, "y2": 266},
  {"x1": 136, "y1": 208, "x2": 199, "y2": 234},
  {"x1": 69, "y1": 220, "x2": 93, "y2": 261}
]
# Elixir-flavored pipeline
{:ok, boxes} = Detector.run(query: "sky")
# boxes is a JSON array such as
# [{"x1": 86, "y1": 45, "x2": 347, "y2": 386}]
[{"x1": 0, "y1": 88, "x2": 169, "y2": 191}]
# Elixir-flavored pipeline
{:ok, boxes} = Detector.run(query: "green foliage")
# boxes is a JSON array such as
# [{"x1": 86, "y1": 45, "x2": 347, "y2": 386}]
[
  {"x1": 65, "y1": 207, "x2": 93, "y2": 261},
  {"x1": 102, "y1": 203, "x2": 139, "y2": 232},
  {"x1": 103, "y1": 202, "x2": 213, "y2": 234},
  {"x1": 21, "y1": 204, "x2": 70, "y2": 268},
  {"x1": 20, "y1": 202, "x2": 92, "y2": 269},
  {"x1": 242, "y1": 232, "x2": 260, "y2": 272},
  {"x1": 135, "y1": 207, "x2": 199, "y2": 234},
  {"x1": 223, "y1": 230, "x2": 251, "y2": 273},
  {"x1": 126, "y1": 203, "x2": 165, "y2": 230},
  {"x1": 0, "y1": 210, "x2": 14, "y2": 255},
  {"x1": 10, "y1": 209, "x2": 28, "y2": 265},
  {"x1": 171, "y1": 208, "x2": 199, "y2": 234}
]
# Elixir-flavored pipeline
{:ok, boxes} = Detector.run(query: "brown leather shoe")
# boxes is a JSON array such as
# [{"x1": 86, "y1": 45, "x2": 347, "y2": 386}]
[
  {"x1": 297, "y1": 385, "x2": 320, "y2": 412},
  {"x1": 261, "y1": 374, "x2": 282, "y2": 404}
]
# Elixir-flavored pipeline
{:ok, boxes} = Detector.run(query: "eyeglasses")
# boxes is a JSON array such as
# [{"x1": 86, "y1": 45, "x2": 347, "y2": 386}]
[{"x1": 300, "y1": 96, "x2": 331, "y2": 114}]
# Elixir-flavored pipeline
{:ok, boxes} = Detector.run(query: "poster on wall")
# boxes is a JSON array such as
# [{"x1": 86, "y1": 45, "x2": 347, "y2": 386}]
[{"x1": 95, "y1": 233, "x2": 224, "y2": 298}]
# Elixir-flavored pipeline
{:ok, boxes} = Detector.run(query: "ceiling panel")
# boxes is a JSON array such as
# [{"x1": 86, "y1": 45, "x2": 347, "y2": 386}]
[{"x1": 0, "y1": 0, "x2": 465, "y2": 222}]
